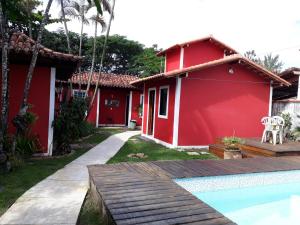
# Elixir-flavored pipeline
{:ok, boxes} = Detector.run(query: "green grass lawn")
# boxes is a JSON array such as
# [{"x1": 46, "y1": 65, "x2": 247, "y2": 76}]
[
  {"x1": 108, "y1": 135, "x2": 217, "y2": 164},
  {"x1": 0, "y1": 128, "x2": 124, "y2": 217}
]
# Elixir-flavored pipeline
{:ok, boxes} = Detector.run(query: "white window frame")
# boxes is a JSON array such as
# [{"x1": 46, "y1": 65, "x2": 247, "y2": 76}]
[
  {"x1": 158, "y1": 85, "x2": 169, "y2": 119},
  {"x1": 139, "y1": 94, "x2": 144, "y2": 118},
  {"x1": 73, "y1": 89, "x2": 86, "y2": 99}
]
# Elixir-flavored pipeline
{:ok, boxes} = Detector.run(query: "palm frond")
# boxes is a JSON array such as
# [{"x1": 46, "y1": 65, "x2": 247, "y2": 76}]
[
  {"x1": 64, "y1": 0, "x2": 81, "y2": 12},
  {"x1": 64, "y1": 8, "x2": 80, "y2": 19},
  {"x1": 82, "y1": 17, "x2": 90, "y2": 25},
  {"x1": 90, "y1": 14, "x2": 107, "y2": 32},
  {"x1": 93, "y1": 0, "x2": 103, "y2": 15},
  {"x1": 101, "y1": 0, "x2": 112, "y2": 14}
]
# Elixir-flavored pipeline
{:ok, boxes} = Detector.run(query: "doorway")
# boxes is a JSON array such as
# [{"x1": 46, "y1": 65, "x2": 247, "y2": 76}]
[{"x1": 147, "y1": 89, "x2": 156, "y2": 135}]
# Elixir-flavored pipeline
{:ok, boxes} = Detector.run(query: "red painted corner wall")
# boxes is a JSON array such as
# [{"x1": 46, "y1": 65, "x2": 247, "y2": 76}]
[
  {"x1": 165, "y1": 48, "x2": 181, "y2": 72},
  {"x1": 178, "y1": 64, "x2": 270, "y2": 146},
  {"x1": 131, "y1": 91, "x2": 143, "y2": 126},
  {"x1": 142, "y1": 78, "x2": 176, "y2": 144},
  {"x1": 1, "y1": 64, "x2": 51, "y2": 153},
  {"x1": 183, "y1": 40, "x2": 224, "y2": 68}
]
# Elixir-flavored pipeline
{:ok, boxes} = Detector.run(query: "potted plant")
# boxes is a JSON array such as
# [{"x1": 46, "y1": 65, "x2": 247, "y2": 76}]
[{"x1": 222, "y1": 136, "x2": 244, "y2": 159}]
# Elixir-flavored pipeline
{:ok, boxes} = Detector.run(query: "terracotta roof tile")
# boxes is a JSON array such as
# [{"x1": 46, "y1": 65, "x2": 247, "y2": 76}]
[
  {"x1": 71, "y1": 72, "x2": 139, "y2": 89},
  {"x1": 3, "y1": 32, "x2": 82, "y2": 62}
]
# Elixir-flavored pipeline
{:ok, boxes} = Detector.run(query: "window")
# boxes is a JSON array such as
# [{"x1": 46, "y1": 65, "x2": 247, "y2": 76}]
[
  {"x1": 73, "y1": 90, "x2": 86, "y2": 99},
  {"x1": 139, "y1": 94, "x2": 144, "y2": 117},
  {"x1": 158, "y1": 86, "x2": 169, "y2": 118}
]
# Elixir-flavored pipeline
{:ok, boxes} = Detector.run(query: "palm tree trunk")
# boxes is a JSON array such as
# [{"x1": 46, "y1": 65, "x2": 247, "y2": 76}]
[
  {"x1": 85, "y1": 13, "x2": 98, "y2": 96},
  {"x1": 26, "y1": 0, "x2": 33, "y2": 38},
  {"x1": 60, "y1": 0, "x2": 71, "y2": 54},
  {"x1": 89, "y1": 0, "x2": 115, "y2": 109},
  {"x1": 77, "y1": 6, "x2": 84, "y2": 90},
  {"x1": 11, "y1": 0, "x2": 54, "y2": 154},
  {"x1": 0, "y1": 1, "x2": 9, "y2": 152}
]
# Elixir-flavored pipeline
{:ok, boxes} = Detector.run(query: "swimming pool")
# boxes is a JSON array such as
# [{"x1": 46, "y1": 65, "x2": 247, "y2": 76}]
[{"x1": 175, "y1": 170, "x2": 300, "y2": 225}]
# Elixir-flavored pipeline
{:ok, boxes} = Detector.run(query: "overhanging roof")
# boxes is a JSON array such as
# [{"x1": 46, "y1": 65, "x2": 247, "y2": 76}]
[{"x1": 131, "y1": 54, "x2": 291, "y2": 86}]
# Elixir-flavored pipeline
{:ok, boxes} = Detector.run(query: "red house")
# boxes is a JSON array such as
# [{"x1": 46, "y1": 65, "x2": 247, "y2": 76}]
[
  {"x1": 0, "y1": 33, "x2": 82, "y2": 155},
  {"x1": 57, "y1": 72, "x2": 143, "y2": 127},
  {"x1": 132, "y1": 36, "x2": 290, "y2": 148}
]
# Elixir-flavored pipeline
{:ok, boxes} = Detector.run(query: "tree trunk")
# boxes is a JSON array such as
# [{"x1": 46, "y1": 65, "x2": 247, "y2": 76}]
[
  {"x1": 0, "y1": 1, "x2": 10, "y2": 153},
  {"x1": 26, "y1": 0, "x2": 33, "y2": 38},
  {"x1": 89, "y1": 0, "x2": 116, "y2": 110},
  {"x1": 77, "y1": 6, "x2": 84, "y2": 90},
  {"x1": 85, "y1": 13, "x2": 98, "y2": 96},
  {"x1": 11, "y1": 0, "x2": 54, "y2": 154},
  {"x1": 60, "y1": 0, "x2": 71, "y2": 54}
]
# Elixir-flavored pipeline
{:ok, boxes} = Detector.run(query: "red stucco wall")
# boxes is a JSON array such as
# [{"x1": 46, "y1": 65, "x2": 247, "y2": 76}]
[
  {"x1": 165, "y1": 48, "x2": 181, "y2": 72},
  {"x1": 99, "y1": 88, "x2": 129, "y2": 125},
  {"x1": 131, "y1": 90, "x2": 142, "y2": 126},
  {"x1": 183, "y1": 40, "x2": 224, "y2": 68},
  {"x1": 178, "y1": 64, "x2": 270, "y2": 146},
  {"x1": 1, "y1": 64, "x2": 51, "y2": 153},
  {"x1": 142, "y1": 78, "x2": 176, "y2": 144},
  {"x1": 86, "y1": 89, "x2": 98, "y2": 125}
]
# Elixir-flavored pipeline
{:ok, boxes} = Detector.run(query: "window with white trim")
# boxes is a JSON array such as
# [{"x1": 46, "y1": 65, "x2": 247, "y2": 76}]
[
  {"x1": 139, "y1": 94, "x2": 144, "y2": 117},
  {"x1": 73, "y1": 90, "x2": 86, "y2": 99},
  {"x1": 158, "y1": 86, "x2": 169, "y2": 118}
]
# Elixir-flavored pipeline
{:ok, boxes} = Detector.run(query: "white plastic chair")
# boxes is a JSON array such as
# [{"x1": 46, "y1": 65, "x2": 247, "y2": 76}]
[
  {"x1": 261, "y1": 117, "x2": 272, "y2": 143},
  {"x1": 261, "y1": 116, "x2": 285, "y2": 145}
]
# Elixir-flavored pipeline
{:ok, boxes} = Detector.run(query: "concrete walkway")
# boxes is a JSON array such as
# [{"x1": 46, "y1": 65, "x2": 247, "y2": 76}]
[{"x1": 0, "y1": 130, "x2": 140, "y2": 225}]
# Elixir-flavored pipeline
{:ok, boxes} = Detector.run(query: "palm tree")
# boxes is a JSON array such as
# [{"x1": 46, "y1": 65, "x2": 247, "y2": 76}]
[
  {"x1": 261, "y1": 53, "x2": 284, "y2": 73},
  {"x1": 57, "y1": 0, "x2": 71, "y2": 53},
  {"x1": 64, "y1": 0, "x2": 93, "y2": 58},
  {"x1": 86, "y1": 0, "x2": 112, "y2": 95},
  {"x1": 89, "y1": 0, "x2": 115, "y2": 108}
]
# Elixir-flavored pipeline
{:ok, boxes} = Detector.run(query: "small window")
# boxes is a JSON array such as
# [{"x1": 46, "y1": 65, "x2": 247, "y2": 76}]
[
  {"x1": 105, "y1": 99, "x2": 120, "y2": 107},
  {"x1": 73, "y1": 90, "x2": 86, "y2": 99},
  {"x1": 158, "y1": 86, "x2": 169, "y2": 118},
  {"x1": 139, "y1": 94, "x2": 144, "y2": 117}
]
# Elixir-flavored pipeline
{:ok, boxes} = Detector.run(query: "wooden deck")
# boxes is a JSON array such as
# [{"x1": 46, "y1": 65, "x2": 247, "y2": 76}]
[
  {"x1": 88, "y1": 157, "x2": 300, "y2": 225},
  {"x1": 209, "y1": 138, "x2": 300, "y2": 158}
]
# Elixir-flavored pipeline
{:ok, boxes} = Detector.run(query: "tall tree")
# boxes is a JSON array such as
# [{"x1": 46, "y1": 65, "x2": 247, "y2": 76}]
[
  {"x1": 85, "y1": 13, "x2": 107, "y2": 95},
  {"x1": 244, "y1": 50, "x2": 284, "y2": 73},
  {"x1": 0, "y1": 0, "x2": 9, "y2": 154},
  {"x1": 57, "y1": 0, "x2": 71, "y2": 53},
  {"x1": 261, "y1": 53, "x2": 284, "y2": 73},
  {"x1": 89, "y1": 0, "x2": 115, "y2": 108}
]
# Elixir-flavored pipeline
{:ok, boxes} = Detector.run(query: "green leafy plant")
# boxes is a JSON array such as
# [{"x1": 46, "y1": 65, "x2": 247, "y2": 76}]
[
  {"x1": 222, "y1": 136, "x2": 244, "y2": 151},
  {"x1": 53, "y1": 98, "x2": 92, "y2": 155},
  {"x1": 280, "y1": 112, "x2": 292, "y2": 139}
]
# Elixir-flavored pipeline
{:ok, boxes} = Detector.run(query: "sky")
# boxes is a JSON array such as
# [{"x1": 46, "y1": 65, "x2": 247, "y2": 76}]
[{"x1": 44, "y1": 0, "x2": 300, "y2": 69}]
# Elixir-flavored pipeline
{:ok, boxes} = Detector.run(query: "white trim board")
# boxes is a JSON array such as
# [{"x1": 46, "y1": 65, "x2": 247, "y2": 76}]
[
  {"x1": 96, "y1": 89, "x2": 100, "y2": 128},
  {"x1": 128, "y1": 91, "x2": 133, "y2": 126},
  {"x1": 146, "y1": 87, "x2": 156, "y2": 136},
  {"x1": 158, "y1": 85, "x2": 169, "y2": 119},
  {"x1": 179, "y1": 47, "x2": 184, "y2": 69},
  {"x1": 47, "y1": 67, "x2": 56, "y2": 156},
  {"x1": 269, "y1": 82, "x2": 273, "y2": 116},
  {"x1": 141, "y1": 84, "x2": 146, "y2": 132},
  {"x1": 172, "y1": 76, "x2": 182, "y2": 146}
]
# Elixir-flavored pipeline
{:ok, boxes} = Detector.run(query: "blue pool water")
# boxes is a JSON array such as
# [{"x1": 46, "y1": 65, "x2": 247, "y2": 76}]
[{"x1": 175, "y1": 171, "x2": 300, "y2": 225}]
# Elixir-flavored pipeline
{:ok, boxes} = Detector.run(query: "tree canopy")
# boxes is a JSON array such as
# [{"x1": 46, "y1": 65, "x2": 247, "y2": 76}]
[
  {"x1": 244, "y1": 50, "x2": 284, "y2": 73},
  {"x1": 42, "y1": 29, "x2": 163, "y2": 76}
]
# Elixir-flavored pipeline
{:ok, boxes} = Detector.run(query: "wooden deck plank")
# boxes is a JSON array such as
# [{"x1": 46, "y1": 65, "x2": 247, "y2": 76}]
[{"x1": 89, "y1": 156, "x2": 300, "y2": 225}]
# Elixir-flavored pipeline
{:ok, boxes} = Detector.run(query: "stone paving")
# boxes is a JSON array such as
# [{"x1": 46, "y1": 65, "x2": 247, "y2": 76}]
[{"x1": 0, "y1": 130, "x2": 140, "y2": 225}]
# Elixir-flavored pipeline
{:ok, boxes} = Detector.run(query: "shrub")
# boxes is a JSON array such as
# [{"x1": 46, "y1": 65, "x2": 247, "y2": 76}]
[
  {"x1": 222, "y1": 136, "x2": 244, "y2": 150},
  {"x1": 53, "y1": 98, "x2": 92, "y2": 155},
  {"x1": 78, "y1": 121, "x2": 95, "y2": 137}
]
